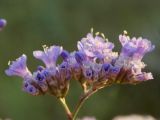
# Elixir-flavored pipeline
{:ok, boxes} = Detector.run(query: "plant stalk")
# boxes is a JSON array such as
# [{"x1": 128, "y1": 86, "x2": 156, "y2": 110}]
[
  {"x1": 59, "y1": 98, "x2": 73, "y2": 120},
  {"x1": 72, "y1": 89, "x2": 97, "y2": 120}
]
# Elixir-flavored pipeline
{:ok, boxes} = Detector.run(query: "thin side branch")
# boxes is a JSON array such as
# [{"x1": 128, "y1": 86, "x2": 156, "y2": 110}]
[{"x1": 73, "y1": 89, "x2": 98, "y2": 120}]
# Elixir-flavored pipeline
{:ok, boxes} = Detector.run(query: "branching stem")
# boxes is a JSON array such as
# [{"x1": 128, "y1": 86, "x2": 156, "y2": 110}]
[{"x1": 72, "y1": 89, "x2": 97, "y2": 120}]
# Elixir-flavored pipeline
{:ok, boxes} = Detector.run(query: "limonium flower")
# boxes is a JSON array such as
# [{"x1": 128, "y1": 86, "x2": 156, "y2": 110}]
[
  {"x1": 73, "y1": 30, "x2": 154, "y2": 90},
  {"x1": 5, "y1": 29, "x2": 155, "y2": 120},
  {"x1": 5, "y1": 54, "x2": 31, "y2": 78},
  {"x1": 5, "y1": 46, "x2": 70, "y2": 97},
  {"x1": 33, "y1": 45, "x2": 63, "y2": 68},
  {"x1": 5, "y1": 30, "x2": 154, "y2": 98},
  {"x1": 77, "y1": 30, "x2": 118, "y2": 63},
  {"x1": 0, "y1": 18, "x2": 7, "y2": 31},
  {"x1": 114, "y1": 32, "x2": 155, "y2": 84}
]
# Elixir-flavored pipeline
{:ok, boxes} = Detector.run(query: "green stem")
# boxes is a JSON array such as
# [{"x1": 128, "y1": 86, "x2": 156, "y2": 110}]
[
  {"x1": 59, "y1": 98, "x2": 73, "y2": 120},
  {"x1": 73, "y1": 89, "x2": 97, "y2": 120}
]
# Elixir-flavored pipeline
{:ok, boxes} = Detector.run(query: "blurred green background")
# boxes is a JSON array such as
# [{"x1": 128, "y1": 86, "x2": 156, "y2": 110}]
[{"x1": 0, "y1": 0, "x2": 160, "y2": 120}]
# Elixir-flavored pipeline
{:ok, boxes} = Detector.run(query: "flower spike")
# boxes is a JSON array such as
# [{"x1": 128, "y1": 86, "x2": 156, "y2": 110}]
[{"x1": 5, "y1": 29, "x2": 155, "y2": 120}]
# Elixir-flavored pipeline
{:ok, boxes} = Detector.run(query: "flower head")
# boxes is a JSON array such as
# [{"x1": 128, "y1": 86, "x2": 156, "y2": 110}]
[
  {"x1": 6, "y1": 47, "x2": 70, "y2": 97},
  {"x1": 114, "y1": 32, "x2": 155, "y2": 84},
  {"x1": 5, "y1": 30, "x2": 155, "y2": 97},
  {"x1": 5, "y1": 29, "x2": 155, "y2": 120},
  {"x1": 119, "y1": 34, "x2": 155, "y2": 60},
  {"x1": 74, "y1": 31, "x2": 155, "y2": 90},
  {"x1": 77, "y1": 31, "x2": 118, "y2": 63}
]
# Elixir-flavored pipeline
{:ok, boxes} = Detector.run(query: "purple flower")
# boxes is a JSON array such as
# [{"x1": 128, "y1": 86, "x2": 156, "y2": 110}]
[
  {"x1": 83, "y1": 67, "x2": 93, "y2": 80},
  {"x1": 61, "y1": 50, "x2": 70, "y2": 61},
  {"x1": 75, "y1": 51, "x2": 87, "y2": 64},
  {"x1": 77, "y1": 32, "x2": 118, "y2": 63},
  {"x1": 33, "y1": 45, "x2": 63, "y2": 68},
  {"x1": 4, "y1": 47, "x2": 69, "y2": 97},
  {"x1": 119, "y1": 34, "x2": 155, "y2": 60},
  {"x1": 113, "y1": 33, "x2": 155, "y2": 84},
  {"x1": 5, "y1": 30, "x2": 155, "y2": 97},
  {"x1": 102, "y1": 63, "x2": 111, "y2": 74},
  {"x1": 5, "y1": 54, "x2": 31, "y2": 78},
  {"x1": 80, "y1": 61, "x2": 102, "y2": 83},
  {"x1": 32, "y1": 70, "x2": 48, "y2": 92},
  {"x1": 58, "y1": 61, "x2": 71, "y2": 81},
  {"x1": 0, "y1": 18, "x2": 7, "y2": 31},
  {"x1": 23, "y1": 81, "x2": 39, "y2": 96},
  {"x1": 116, "y1": 34, "x2": 155, "y2": 71}
]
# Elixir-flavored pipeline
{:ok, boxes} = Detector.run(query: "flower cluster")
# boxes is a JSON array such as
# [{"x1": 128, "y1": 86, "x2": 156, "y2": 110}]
[
  {"x1": 5, "y1": 30, "x2": 155, "y2": 98},
  {"x1": 0, "y1": 18, "x2": 7, "y2": 31}
]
